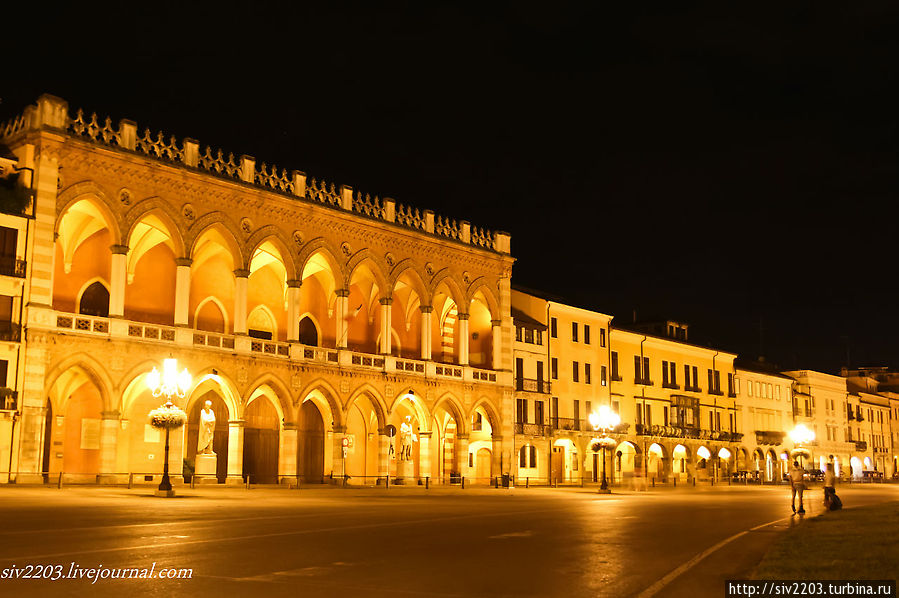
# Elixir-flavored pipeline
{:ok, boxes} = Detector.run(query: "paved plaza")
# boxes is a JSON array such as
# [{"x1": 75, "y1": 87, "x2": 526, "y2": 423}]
[{"x1": 0, "y1": 483, "x2": 896, "y2": 597}]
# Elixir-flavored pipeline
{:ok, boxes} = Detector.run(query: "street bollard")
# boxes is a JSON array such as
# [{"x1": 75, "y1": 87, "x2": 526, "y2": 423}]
[
  {"x1": 246, "y1": 476, "x2": 251, "y2": 490},
  {"x1": 674, "y1": 478, "x2": 677, "y2": 487},
  {"x1": 461, "y1": 476, "x2": 465, "y2": 489},
  {"x1": 693, "y1": 477, "x2": 696, "y2": 487},
  {"x1": 652, "y1": 478, "x2": 655, "y2": 488},
  {"x1": 128, "y1": 472, "x2": 133, "y2": 489},
  {"x1": 526, "y1": 477, "x2": 529, "y2": 488},
  {"x1": 58, "y1": 472, "x2": 63, "y2": 489},
  {"x1": 426, "y1": 476, "x2": 429, "y2": 489},
  {"x1": 386, "y1": 474, "x2": 390, "y2": 489}
]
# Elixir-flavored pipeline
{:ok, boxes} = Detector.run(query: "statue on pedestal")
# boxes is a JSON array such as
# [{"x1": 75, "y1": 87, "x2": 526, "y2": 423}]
[
  {"x1": 197, "y1": 400, "x2": 216, "y2": 455},
  {"x1": 399, "y1": 415, "x2": 417, "y2": 461}
]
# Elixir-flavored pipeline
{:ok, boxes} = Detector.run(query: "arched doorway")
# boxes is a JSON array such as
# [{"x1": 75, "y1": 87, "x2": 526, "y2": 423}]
[
  {"x1": 79, "y1": 281, "x2": 110, "y2": 317},
  {"x1": 851, "y1": 456, "x2": 863, "y2": 478},
  {"x1": 346, "y1": 393, "x2": 382, "y2": 484},
  {"x1": 615, "y1": 441, "x2": 639, "y2": 483},
  {"x1": 298, "y1": 400, "x2": 325, "y2": 483},
  {"x1": 647, "y1": 443, "x2": 666, "y2": 480},
  {"x1": 672, "y1": 444, "x2": 690, "y2": 479},
  {"x1": 243, "y1": 397, "x2": 280, "y2": 484},
  {"x1": 186, "y1": 392, "x2": 230, "y2": 483},
  {"x1": 298, "y1": 316, "x2": 319, "y2": 346}
]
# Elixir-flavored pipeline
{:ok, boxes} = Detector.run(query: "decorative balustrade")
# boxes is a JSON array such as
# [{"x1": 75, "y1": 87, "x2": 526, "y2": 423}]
[
  {"x1": 756, "y1": 430, "x2": 786, "y2": 445},
  {"x1": 250, "y1": 339, "x2": 290, "y2": 357},
  {"x1": 350, "y1": 351, "x2": 385, "y2": 369},
  {"x1": 303, "y1": 346, "x2": 339, "y2": 363},
  {"x1": 471, "y1": 368, "x2": 497, "y2": 383},
  {"x1": 435, "y1": 364, "x2": 462, "y2": 378},
  {"x1": 515, "y1": 378, "x2": 549, "y2": 393},
  {"x1": 351, "y1": 191, "x2": 383, "y2": 218},
  {"x1": 56, "y1": 314, "x2": 109, "y2": 335},
  {"x1": 193, "y1": 332, "x2": 236, "y2": 350},
  {"x1": 397, "y1": 358, "x2": 426, "y2": 374},
  {"x1": 552, "y1": 417, "x2": 581, "y2": 431},
  {"x1": 2, "y1": 102, "x2": 503, "y2": 252},
  {"x1": 127, "y1": 323, "x2": 175, "y2": 342},
  {"x1": 514, "y1": 422, "x2": 550, "y2": 436},
  {"x1": 634, "y1": 424, "x2": 742, "y2": 442}
]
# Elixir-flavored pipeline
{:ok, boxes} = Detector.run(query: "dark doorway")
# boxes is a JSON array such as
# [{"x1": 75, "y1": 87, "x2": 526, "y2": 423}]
[
  {"x1": 298, "y1": 316, "x2": 319, "y2": 346},
  {"x1": 186, "y1": 392, "x2": 230, "y2": 483},
  {"x1": 297, "y1": 401, "x2": 325, "y2": 483},
  {"x1": 243, "y1": 397, "x2": 280, "y2": 484},
  {"x1": 79, "y1": 281, "x2": 110, "y2": 317}
]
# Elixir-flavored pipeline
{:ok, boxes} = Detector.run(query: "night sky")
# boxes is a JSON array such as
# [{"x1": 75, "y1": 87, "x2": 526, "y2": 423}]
[{"x1": 4, "y1": 3, "x2": 898, "y2": 373}]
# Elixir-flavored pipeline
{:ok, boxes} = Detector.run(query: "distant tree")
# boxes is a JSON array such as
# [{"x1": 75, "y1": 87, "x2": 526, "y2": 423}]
[{"x1": 0, "y1": 172, "x2": 32, "y2": 215}]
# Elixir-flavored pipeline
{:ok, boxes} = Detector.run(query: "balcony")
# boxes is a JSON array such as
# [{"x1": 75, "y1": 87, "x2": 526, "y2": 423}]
[
  {"x1": 0, "y1": 388, "x2": 17, "y2": 411},
  {"x1": 514, "y1": 422, "x2": 550, "y2": 436},
  {"x1": 515, "y1": 378, "x2": 550, "y2": 393},
  {"x1": 0, "y1": 321, "x2": 21, "y2": 342},
  {"x1": 0, "y1": 256, "x2": 26, "y2": 278},
  {"x1": 855, "y1": 441, "x2": 868, "y2": 452},
  {"x1": 756, "y1": 430, "x2": 786, "y2": 445},
  {"x1": 551, "y1": 417, "x2": 581, "y2": 431},
  {"x1": 636, "y1": 424, "x2": 742, "y2": 442}
]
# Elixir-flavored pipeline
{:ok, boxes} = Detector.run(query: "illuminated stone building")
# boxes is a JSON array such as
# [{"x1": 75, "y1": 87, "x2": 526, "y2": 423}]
[
  {"x1": 733, "y1": 361, "x2": 794, "y2": 482},
  {"x1": 0, "y1": 95, "x2": 515, "y2": 485}
]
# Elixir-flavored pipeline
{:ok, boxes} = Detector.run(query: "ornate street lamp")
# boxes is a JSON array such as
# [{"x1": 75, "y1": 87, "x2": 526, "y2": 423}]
[
  {"x1": 789, "y1": 423, "x2": 815, "y2": 469},
  {"x1": 589, "y1": 405, "x2": 620, "y2": 493},
  {"x1": 147, "y1": 358, "x2": 190, "y2": 497}
]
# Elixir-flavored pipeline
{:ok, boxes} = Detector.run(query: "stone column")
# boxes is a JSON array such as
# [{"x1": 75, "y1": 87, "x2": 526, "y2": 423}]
[
  {"x1": 378, "y1": 430, "x2": 390, "y2": 482},
  {"x1": 174, "y1": 258, "x2": 192, "y2": 327},
  {"x1": 98, "y1": 411, "x2": 120, "y2": 482},
  {"x1": 280, "y1": 423, "x2": 298, "y2": 483},
  {"x1": 379, "y1": 297, "x2": 392, "y2": 355},
  {"x1": 286, "y1": 280, "x2": 301, "y2": 342},
  {"x1": 419, "y1": 305, "x2": 433, "y2": 360},
  {"x1": 108, "y1": 245, "x2": 129, "y2": 318},
  {"x1": 491, "y1": 319, "x2": 502, "y2": 370},
  {"x1": 457, "y1": 313, "x2": 470, "y2": 366},
  {"x1": 492, "y1": 434, "x2": 503, "y2": 479},
  {"x1": 418, "y1": 431, "x2": 432, "y2": 480},
  {"x1": 456, "y1": 434, "x2": 470, "y2": 480},
  {"x1": 226, "y1": 420, "x2": 244, "y2": 484},
  {"x1": 331, "y1": 425, "x2": 347, "y2": 479},
  {"x1": 335, "y1": 289, "x2": 350, "y2": 349},
  {"x1": 233, "y1": 269, "x2": 249, "y2": 335}
]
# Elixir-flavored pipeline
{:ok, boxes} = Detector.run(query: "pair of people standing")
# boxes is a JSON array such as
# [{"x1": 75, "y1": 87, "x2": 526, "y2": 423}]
[{"x1": 789, "y1": 461, "x2": 840, "y2": 514}]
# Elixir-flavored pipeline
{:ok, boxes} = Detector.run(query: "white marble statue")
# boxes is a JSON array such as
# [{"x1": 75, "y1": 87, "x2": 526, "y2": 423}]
[
  {"x1": 197, "y1": 400, "x2": 216, "y2": 455},
  {"x1": 399, "y1": 415, "x2": 417, "y2": 461}
]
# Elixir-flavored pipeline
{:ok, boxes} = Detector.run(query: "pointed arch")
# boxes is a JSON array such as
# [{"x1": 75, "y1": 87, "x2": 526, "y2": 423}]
[
  {"x1": 124, "y1": 198, "x2": 186, "y2": 258},
  {"x1": 247, "y1": 304, "x2": 278, "y2": 338},
  {"x1": 296, "y1": 238, "x2": 346, "y2": 284},
  {"x1": 466, "y1": 278, "x2": 501, "y2": 320},
  {"x1": 246, "y1": 226, "x2": 298, "y2": 279},
  {"x1": 43, "y1": 353, "x2": 116, "y2": 414},
  {"x1": 433, "y1": 392, "x2": 468, "y2": 436},
  {"x1": 244, "y1": 372, "x2": 295, "y2": 423},
  {"x1": 55, "y1": 181, "x2": 124, "y2": 245},
  {"x1": 346, "y1": 383, "x2": 389, "y2": 431},
  {"x1": 187, "y1": 368, "x2": 241, "y2": 420},
  {"x1": 185, "y1": 212, "x2": 245, "y2": 267},
  {"x1": 470, "y1": 397, "x2": 501, "y2": 434},
  {"x1": 389, "y1": 259, "x2": 431, "y2": 302},
  {"x1": 345, "y1": 250, "x2": 390, "y2": 293},
  {"x1": 297, "y1": 378, "x2": 344, "y2": 428},
  {"x1": 429, "y1": 269, "x2": 466, "y2": 310},
  {"x1": 388, "y1": 388, "x2": 432, "y2": 432},
  {"x1": 194, "y1": 296, "x2": 229, "y2": 333}
]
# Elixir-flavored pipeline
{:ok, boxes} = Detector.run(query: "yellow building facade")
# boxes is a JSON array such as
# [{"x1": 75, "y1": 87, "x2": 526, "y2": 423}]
[{"x1": 1, "y1": 95, "x2": 515, "y2": 485}]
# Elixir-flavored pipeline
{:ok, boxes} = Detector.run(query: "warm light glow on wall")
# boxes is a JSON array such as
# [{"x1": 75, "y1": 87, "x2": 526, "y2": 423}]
[
  {"x1": 146, "y1": 358, "x2": 192, "y2": 399},
  {"x1": 697, "y1": 446, "x2": 711, "y2": 459}
]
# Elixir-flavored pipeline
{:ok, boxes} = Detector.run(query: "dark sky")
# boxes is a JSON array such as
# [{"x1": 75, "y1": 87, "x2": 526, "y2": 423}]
[{"x1": 4, "y1": 3, "x2": 898, "y2": 373}]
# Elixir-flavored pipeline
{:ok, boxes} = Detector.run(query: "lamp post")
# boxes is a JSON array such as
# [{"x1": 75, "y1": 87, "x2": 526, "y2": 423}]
[
  {"x1": 147, "y1": 358, "x2": 191, "y2": 497},
  {"x1": 789, "y1": 423, "x2": 815, "y2": 469},
  {"x1": 589, "y1": 405, "x2": 620, "y2": 493}
]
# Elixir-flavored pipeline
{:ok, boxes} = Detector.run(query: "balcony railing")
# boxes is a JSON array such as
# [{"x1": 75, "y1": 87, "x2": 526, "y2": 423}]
[
  {"x1": 855, "y1": 441, "x2": 868, "y2": 452},
  {"x1": 636, "y1": 424, "x2": 742, "y2": 441},
  {"x1": 0, "y1": 322, "x2": 21, "y2": 342},
  {"x1": 756, "y1": 430, "x2": 786, "y2": 445},
  {"x1": 0, "y1": 256, "x2": 26, "y2": 278},
  {"x1": 514, "y1": 422, "x2": 550, "y2": 436},
  {"x1": 551, "y1": 417, "x2": 581, "y2": 431},
  {"x1": 515, "y1": 378, "x2": 550, "y2": 393}
]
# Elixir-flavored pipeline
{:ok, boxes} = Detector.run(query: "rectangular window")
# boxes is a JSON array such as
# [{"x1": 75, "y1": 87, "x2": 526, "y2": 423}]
[
  {"x1": 612, "y1": 400, "x2": 620, "y2": 415},
  {"x1": 663, "y1": 406, "x2": 669, "y2": 425},
  {"x1": 716, "y1": 412, "x2": 721, "y2": 431},
  {"x1": 636, "y1": 403, "x2": 642, "y2": 425},
  {"x1": 520, "y1": 446, "x2": 527, "y2": 468},
  {"x1": 600, "y1": 365, "x2": 607, "y2": 386},
  {"x1": 707, "y1": 369, "x2": 714, "y2": 392},
  {"x1": 585, "y1": 400, "x2": 592, "y2": 427},
  {"x1": 684, "y1": 364, "x2": 691, "y2": 389},
  {"x1": 572, "y1": 322, "x2": 578, "y2": 342},
  {"x1": 728, "y1": 373, "x2": 735, "y2": 396},
  {"x1": 515, "y1": 326, "x2": 523, "y2": 342},
  {"x1": 529, "y1": 445, "x2": 537, "y2": 468},
  {"x1": 535, "y1": 401, "x2": 544, "y2": 425},
  {"x1": 572, "y1": 361, "x2": 579, "y2": 383},
  {"x1": 552, "y1": 397, "x2": 559, "y2": 423},
  {"x1": 611, "y1": 352, "x2": 619, "y2": 380},
  {"x1": 709, "y1": 412, "x2": 714, "y2": 431},
  {"x1": 536, "y1": 330, "x2": 543, "y2": 345},
  {"x1": 0, "y1": 226, "x2": 17, "y2": 258},
  {"x1": 584, "y1": 325, "x2": 591, "y2": 345},
  {"x1": 574, "y1": 400, "x2": 580, "y2": 424},
  {"x1": 634, "y1": 356, "x2": 642, "y2": 383},
  {"x1": 600, "y1": 328, "x2": 606, "y2": 347},
  {"x1": 643, "y1": 357, "x2": 650, "y2": 384},
  {"x1": 551, "y1": 358, "x2": 558, "y2": 380},
  {"x1": 0, "y1": 359, "x2": 7, "y2": 388},
  {"x1": 714, "y1": 370, "x2": 721, "y2": 393},
  {"x1": 585, "y1": 363, "x2": 592, "y2": 384},
  {"x1": 524, "y1": 328, "x2": 534, "y2": 344},
  {"x1": 692, "y1": 366, "x2": 699, "y2": 390},
  {"x1": 536, "y1": 361, "x2": 544, "y2": 384},
  {"x1": 662, "y1": 361, "x2": 669, "y2": 386},
  {"x1": 550, "y1": 317, "x2": 557, "y2": 338},
  {"x1": 670, "y1": 362, "x2": 677, "y2": 387},
  {"x1": 645, "y1": 404, "x2": 652, "y2": 428},
  {"x1": 517, "y1": 398, "x2": 529, "y2": 423}
]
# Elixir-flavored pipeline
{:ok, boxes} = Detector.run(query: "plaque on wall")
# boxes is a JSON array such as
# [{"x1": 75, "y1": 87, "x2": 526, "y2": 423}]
[{"x1": 80, "y1": 418, "x2": 101, "y2": 450}]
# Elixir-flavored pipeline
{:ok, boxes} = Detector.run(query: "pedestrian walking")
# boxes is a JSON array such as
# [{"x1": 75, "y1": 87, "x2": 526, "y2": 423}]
[
  {"x1": 789, "y1": 460, "x2": 806, "y2": 514},
  {"x1": 823, "y1": 462, "x2": 841, "y2": 510}
]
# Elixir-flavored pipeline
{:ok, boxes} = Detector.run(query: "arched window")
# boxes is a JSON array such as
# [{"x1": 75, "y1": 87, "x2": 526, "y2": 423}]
[
  {"x1": 298, "y1": 316, "x2": 319, "y2": 346},
  {"x1": 79, "y1": 282, "x2": 109, "y2": 317}
]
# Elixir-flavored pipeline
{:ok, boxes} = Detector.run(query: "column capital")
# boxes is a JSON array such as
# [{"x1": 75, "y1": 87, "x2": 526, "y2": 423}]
[
  {"x1": 419, "y1": 304, "x2": 433, "y2": 314},
  {"x1": 228, "y1": 420, "x2": 246, "y2": 427},
  {"x1": 109, "y1": 244, "x2": 129, "y2": 255},
  {"x1": 233, "y1": 269, "x2": 250, "y2": 279},
  {"x1": 457, "y1": 312, "x2": 470, "y2": 321},
  {"x1": 282, "y1": 422, "x2": 297, "y2": 431},
  {"x1": 335, "y1": 288, "x2": 350, "y2": 298},
  {"x1": 332, "y1": 425, "x2": 347, "y2": 434},
  {"x1": 100, "y1": 410, "x2": 121, "y2": 420},
  {"x1": 286, "y1": 279, "x2": 302, "y2": 288},
  {"x1": 455, "y1": 433, "x2": 470, "y2": 441},
  {"x1": 379, "y1": 296, "x2": 393, "y2": 306},
  {"x1": 418, "y1": 430, "x2": 433, "y2": 438},
  {"x1": 491, "y1": 319, "x2": 502, "y2": 327},
  {"x1": 175, "y1": 257, "x2": 193, "y2": 267},
  {"x1": 491, "y1": 434, "x2": 503, "y2": 442}
]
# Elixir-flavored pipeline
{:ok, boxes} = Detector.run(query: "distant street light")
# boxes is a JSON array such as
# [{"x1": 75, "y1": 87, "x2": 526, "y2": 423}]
[
  {"x1": 789, "y1": 424, "x2": 815, "y2": 469},
  {"x1": 147, "y1": 358, "x2": 191, "y2": 497},
  {"x1": 589, "y1": 405, "x2": 620, "y2": 493}
]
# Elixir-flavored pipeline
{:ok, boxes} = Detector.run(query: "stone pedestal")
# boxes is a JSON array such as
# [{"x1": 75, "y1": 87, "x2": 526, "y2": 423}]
[
  {"x1": 394, "y1": 459, "x2": 412, "y2": 485},
  {"x1": 194, "y1": 453, "x2": 218, "y2": 484},
  {"x1": 155, "y1": 489, "x2": 176, "y2": 498}
]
